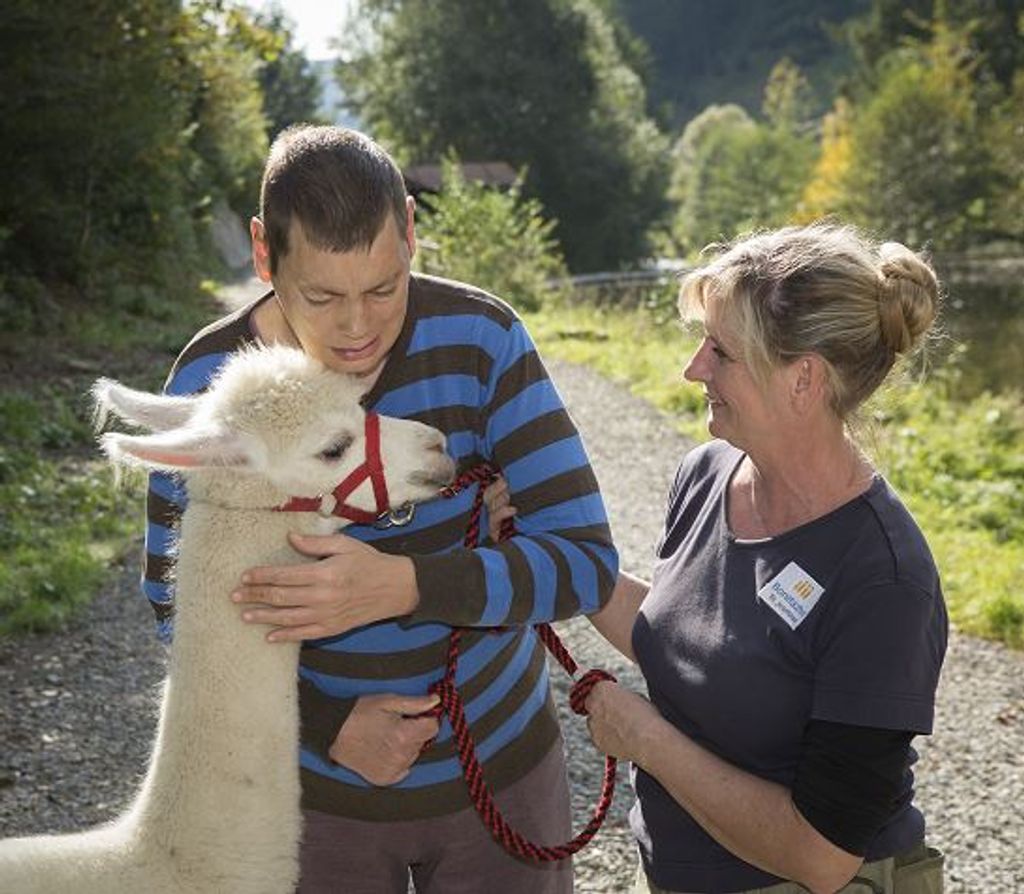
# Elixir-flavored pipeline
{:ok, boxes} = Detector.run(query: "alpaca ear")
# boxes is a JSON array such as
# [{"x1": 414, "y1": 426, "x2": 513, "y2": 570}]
[
  {"x1": 100, "y1": 427, "x2": 251, "y2": 472},
  {"x1": 92, "y1": 379, "x2": 200, "y2": 433}
]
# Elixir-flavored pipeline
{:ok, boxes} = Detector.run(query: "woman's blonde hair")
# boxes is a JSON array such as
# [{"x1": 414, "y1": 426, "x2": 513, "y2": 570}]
[{"x1": 679, "y1": 224, "x2": 941, "y2": 417}]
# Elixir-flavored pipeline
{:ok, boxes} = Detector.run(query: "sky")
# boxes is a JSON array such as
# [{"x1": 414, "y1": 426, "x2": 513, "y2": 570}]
[{"x1": 248, "y1": 0, "x2": 356, "y2": 60}]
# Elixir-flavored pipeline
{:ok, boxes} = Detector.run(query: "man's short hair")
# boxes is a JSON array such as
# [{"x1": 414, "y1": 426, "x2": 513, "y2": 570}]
[{"x1": 259, "y1": 125, "x2": 408, "y2": 272}]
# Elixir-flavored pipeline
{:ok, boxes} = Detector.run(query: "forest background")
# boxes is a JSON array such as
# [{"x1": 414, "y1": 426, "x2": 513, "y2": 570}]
[{"x1": 0, "y1": 0, "x2": 1021, "y2": 649}]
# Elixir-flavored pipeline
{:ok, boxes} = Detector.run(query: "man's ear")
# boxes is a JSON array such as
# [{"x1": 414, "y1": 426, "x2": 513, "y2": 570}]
[
  {"x1": 404, "y1": 195, "x2": 417, "y2": 260},
  {"x1": 251, "y1": 217, "x2": 272, "y2": 283}
]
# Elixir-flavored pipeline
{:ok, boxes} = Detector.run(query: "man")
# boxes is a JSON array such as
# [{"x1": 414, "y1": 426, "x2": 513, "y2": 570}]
[{"x1": 143, "y1": 125, "x2": 618, "y2": 893}]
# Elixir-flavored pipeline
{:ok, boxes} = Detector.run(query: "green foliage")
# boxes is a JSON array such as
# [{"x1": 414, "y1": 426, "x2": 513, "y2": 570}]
[
  {"x1": 232, "y1": 4, "x2": 323, "y2": 140},
  {"x1": 0, "y1": 0, "x2": 279, "y2": 313},
  {"x1": 182, "y1": 3, "x2": 270, "y2": 216},
  {"x1": 667, "y1": 71, "x2": 818, "y2": 254},
  {"x1": 337, "y1": 0, "x2": 670, "y2": 272},
  {"x1": 0, "y1": 283, "x2": 218, "y2": 636},
  {"x1": 525, "y1": 299, "x2": 1024, "y2": 648},
  {"x1": 839, "y1": 27, "x2": 993, "y2": 249},
  {"x1": 616, "y1": 0, "x2": 868, "y2": 127},
  {"x1": 0, "y1": 392, "x2": 144, "y2": 636},
  {"x1": 415, "y1": 157, "x2": 569, "y2": 312},
  {"x1": 0, "y1": 0, "x2": 200, "y2": 284}
]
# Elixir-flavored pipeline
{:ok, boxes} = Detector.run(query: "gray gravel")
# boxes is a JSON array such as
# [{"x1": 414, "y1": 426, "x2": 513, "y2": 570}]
[{"x1": 1, "y1": 357, "x2": 1022, "y2": 893}]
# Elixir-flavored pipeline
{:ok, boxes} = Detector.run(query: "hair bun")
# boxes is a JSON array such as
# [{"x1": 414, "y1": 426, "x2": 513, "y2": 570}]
[{"x1": 877, "y1": 242, "x2": 939, "y2": 354}]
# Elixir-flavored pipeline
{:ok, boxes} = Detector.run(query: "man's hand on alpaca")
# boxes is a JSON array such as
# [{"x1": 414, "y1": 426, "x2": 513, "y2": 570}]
[{"x1": 232, "y1": 532, "x2": 420, "y2": 641}]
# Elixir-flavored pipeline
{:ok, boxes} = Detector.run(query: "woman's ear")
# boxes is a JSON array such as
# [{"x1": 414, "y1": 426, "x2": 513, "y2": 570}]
[{"x1": 790, "y1": 355, "x2": 827, "y2": 412}]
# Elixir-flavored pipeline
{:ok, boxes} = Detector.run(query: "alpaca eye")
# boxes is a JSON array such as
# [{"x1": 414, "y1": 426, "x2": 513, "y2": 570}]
[{"x1": 318, "y1": 436, "x2": 353, "y2": 461}]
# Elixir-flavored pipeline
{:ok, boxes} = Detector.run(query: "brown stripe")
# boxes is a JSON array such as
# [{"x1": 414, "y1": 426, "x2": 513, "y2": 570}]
[
  {"x1": 151, "y1": 600, "x2": 175, "y2": 622},
  {"x1": 498, "y1": 540, "x2": 537, "y2": 624},
  {"x1": 533, "y1": 536, "x2": 581, "y2": 621},
  {"x1": 169, "y1": 300, "x2": 262, "y2": 384},
  {"x1": 574, "y1": 540, "x2": 617, "y2": 608},
  {"x1": 418, "y1": 636, "x2": 547, "y2": 764},
  {"x1": 410, "y1": 549, "x2": 487, "y2": 626},
  {"x1": 410, "y1": 275, "x2": 516, "y2": 329},
  {"x1": 147, "y1": 489, "x2": 182, "y2": 530},
  {"x1": 550, "y1": 522, "x2": 613, "y2": 545},
  {"x1": 383, "y1": 344, "x2": 492, "y2": 392},
  {"x1": 300, "y1": 627, "x2": 494, "y2": 678},
  {"x1": 514, "y1": 467, "x2": 601, "y2": 516},
  {"x1": 492, "y1": 409, "x2": 579, "y2": 467},
  {"x1": 144, "y1": 551, "x2": 175, "y2": 585},
  {"x1": 405, "y1": 405, "x2": 483, "y2": 437},
  {"x1": 485, "y1": 350, "x2": 548, "y2": 419},
  {"x1": 299, "y1": 695, "x2": 560, "y2": 821},
  {"x1": 370, "y1": 509, "x2": 476, "y2": 557}
]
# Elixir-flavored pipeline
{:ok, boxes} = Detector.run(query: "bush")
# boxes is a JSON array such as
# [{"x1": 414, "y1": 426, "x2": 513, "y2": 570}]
[{"x1": 415, "y1": 156, "x2": 570, "y2": 312}]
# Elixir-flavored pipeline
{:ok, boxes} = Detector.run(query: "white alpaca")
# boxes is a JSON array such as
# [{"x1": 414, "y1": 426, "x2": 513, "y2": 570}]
[{"x1": 0, "y1": 345, "x2": 454, "y2": 894}]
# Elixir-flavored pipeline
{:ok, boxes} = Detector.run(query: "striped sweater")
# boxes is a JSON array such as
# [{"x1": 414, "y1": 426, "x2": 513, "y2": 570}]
[{"x1": 143, "y1": 273, "x2": 618, "y2": 820}]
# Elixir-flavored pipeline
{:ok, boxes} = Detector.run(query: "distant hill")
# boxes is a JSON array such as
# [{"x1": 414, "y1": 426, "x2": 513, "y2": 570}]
[{"x1": 616, "y1": 0, "x2": 870, "y2": 129}]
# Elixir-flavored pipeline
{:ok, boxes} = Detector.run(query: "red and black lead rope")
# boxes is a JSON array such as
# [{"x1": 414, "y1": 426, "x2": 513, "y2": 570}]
[{"x1": 428, "y1": 464, "x2": 618, "y2": 863}]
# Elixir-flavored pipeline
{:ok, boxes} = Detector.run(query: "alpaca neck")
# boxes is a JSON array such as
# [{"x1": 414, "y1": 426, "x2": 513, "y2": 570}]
[{"x1": 131, "y1": 502, "x2": 334, "y2": 843}]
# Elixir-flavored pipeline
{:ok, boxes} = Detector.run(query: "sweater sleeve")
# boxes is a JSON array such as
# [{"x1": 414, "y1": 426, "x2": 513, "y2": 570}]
[
  {"x1": 408, "y1": 317, "x2": 618, "y2": 627},
  {"x1": 140, "y1": 350, "x2": 235, "y2": 641}
]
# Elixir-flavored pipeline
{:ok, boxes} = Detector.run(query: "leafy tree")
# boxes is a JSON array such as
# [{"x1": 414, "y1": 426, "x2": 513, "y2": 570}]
[
  {"x1": 839, "y1": 24, "x2": 993, "y2": 249},
  {"x1": 844, "y1": 0, "x2": 1024, "y2": 101},
  {"x1": 796, "y1": 97, "x2": 855, "y2": 222},
  {"x1": 984, "y1": 68, "x2": 1024, "y2": 241},
  {"x1": 230, "y1": 4, "x2": 322, "y2": 139},
  {"x1": 0, "y1": 0, "x2": 197, "y2": 283},
  {"x1": 415, "y1": 156, "x2": 569, "y2": 312},
  {"x1": 667, "y1": 61, "x2": 817, "y2": 253},
  {"x1": 614, "y1": 0, "x2": 868, "y2": 126},
  {"x1": 336, "y1": 0, "x2": 669, "y2": 272},
  {"x1": 183, "y1": 2, "x2": 269, "y2": 216}
]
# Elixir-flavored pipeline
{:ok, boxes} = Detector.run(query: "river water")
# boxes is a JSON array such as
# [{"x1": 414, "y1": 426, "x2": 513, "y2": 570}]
[{"x1": 938, "y1": 262, "x2": 1024, "y2": 398}]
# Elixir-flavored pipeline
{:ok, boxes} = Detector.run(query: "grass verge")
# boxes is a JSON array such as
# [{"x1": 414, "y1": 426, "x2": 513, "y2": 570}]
[
  {"x1": 0, "y1": 280, "x2": 222, "y2": 636},
  {"x1": 524, "y1": 299, "x2": 1024, "y2": 649}
]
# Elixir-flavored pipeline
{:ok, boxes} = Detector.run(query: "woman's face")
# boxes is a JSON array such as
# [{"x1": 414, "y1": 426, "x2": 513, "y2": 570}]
[{"x1": 682, "y1": 303, "x2": 786, "y2": 451}]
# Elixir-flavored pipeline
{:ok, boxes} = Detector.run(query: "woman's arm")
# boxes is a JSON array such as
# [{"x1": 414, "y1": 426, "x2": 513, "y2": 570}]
[
  {"x1": 585, "y1": 682, "x2": 864, "y2": 894},
  {"x1": 587, "y1": 571, "x2": 648, "y2": 662}
]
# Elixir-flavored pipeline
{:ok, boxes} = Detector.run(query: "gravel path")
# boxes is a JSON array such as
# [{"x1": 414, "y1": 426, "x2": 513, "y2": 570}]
[{"x1": 2, "y1": 357, "x2": 1022, "y2": 892}]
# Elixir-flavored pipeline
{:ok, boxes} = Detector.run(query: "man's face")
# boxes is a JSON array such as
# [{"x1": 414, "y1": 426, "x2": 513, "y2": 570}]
[{"x1": 258, "y1": 200, "x2": 415, "y2": 377}]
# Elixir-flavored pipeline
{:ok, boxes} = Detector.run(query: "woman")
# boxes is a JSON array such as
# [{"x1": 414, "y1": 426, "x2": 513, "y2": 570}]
[{"x1": 488, "y1": 224, "x2": 947, "y2": 893}]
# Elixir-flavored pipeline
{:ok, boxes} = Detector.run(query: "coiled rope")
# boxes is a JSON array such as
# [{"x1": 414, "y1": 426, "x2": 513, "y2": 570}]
[{"x1": 426, "y1": 463, "x2": 618, "y2": 862}]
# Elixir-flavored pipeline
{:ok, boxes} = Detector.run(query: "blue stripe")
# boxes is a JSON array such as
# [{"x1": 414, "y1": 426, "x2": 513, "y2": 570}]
[
  {"x1": 167, "y1": 353, "x2": 229, "y2": 396},
  {"x1": 300, "y1": 648, "x2": 549, "y2": 788},
  {"x1": 408, "y1": 315, "x2": 508, "y2": 356},
  {"x1": 478, "y1": 548, "x2": 513, "y2": 625},
  {"x1": 145, "y1": 521, "x2": 175, "y2": 557},
  {"x1": 143, "y1": 579, "x2": 172, "y2": 603},
  {"x1": 305, "y1": 620, "x2": 452, "y2": 654},
  {"x1": 536, "y1": 534, "x2": 600, "y2": 613},
  {"x1": 299, "y1": 628, "x2": 520, "y2": 695},
  {"x1": 149, "y1": 471, "x2": 186, "y2": 505},
  {"x1": 503, "y1": 436, "x2": 585, "y2": 491},
  {"x1": 379, "y1": 375, "x2": 483, "y2": 417},
  {"x1": 517, "y1": 493, "x2": 610, "y2": 533},
  {"x1": 486, "y1": 380, "x2": 563, "y2": 445},
  {"x1": 510, "y1": 538, "x2": 557, "y2": 622}
]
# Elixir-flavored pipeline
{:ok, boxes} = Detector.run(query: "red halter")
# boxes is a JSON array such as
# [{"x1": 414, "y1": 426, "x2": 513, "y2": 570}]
[{"x1": 275, "y1": 412, "x2": 390, "y2": 524}]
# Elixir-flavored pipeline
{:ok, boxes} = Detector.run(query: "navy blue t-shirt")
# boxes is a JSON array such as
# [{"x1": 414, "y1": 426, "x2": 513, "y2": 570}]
[{"x1": 631, "y1": 440, "x2": 947, "y2": 893}]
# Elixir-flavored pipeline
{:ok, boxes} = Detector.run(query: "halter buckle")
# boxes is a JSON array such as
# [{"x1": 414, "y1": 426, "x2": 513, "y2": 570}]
[{"x1": 374, "y1": 501, "x2": 416, "y2": 529}]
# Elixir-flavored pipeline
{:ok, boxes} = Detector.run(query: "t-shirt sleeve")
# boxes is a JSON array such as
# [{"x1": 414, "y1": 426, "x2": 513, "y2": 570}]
[{"x1": 811, "y1": 581, "x2": 946, "y2": 734}]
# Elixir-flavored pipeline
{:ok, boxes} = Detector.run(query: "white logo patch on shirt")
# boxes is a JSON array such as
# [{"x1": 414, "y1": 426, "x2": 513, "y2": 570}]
[{"x1": 757, "y1": 561, "x2": 825, "y2": 629}]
